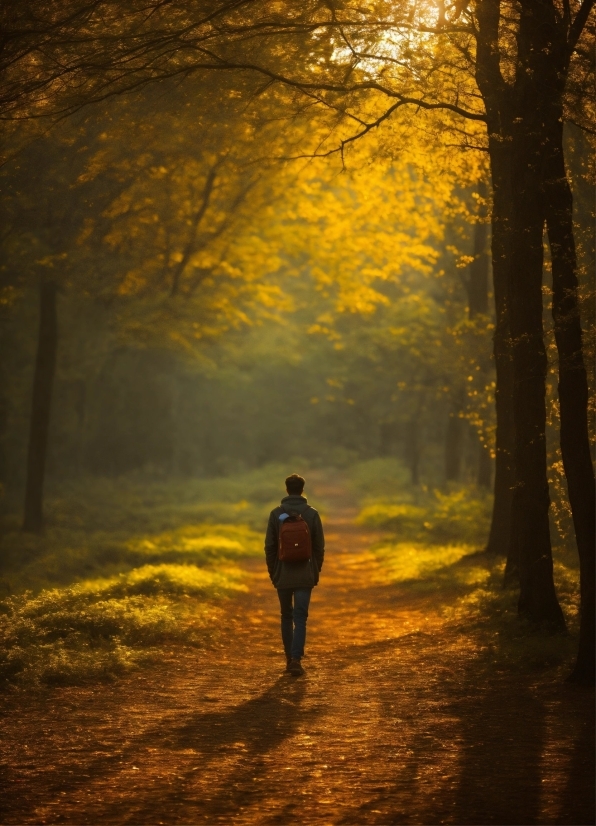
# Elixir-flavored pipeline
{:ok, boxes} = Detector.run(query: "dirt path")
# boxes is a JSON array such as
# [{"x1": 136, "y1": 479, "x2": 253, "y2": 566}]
[{"x1": 1, "y1": 482, "x2": 594, "y2": 825}]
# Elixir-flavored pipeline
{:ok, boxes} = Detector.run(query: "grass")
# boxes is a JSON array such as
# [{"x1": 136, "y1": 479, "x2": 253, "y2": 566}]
[
  {"x1": 368, "y1": 537, "x2": 581, "y2": 678},
  {"x1": 350, "y1": 458, "x2": 582, "y2": 679},
  {"x1": 0, "y1": 464, "x2": 292, "y2": 686},
  {"x1": 349, "y1": 458, "x2": 492, "y2": 546}
]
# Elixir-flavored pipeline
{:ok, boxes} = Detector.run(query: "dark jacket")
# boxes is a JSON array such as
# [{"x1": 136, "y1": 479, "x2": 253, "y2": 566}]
[{"x1": 265, "y1": 495, "x2": 325, "y2": 589}]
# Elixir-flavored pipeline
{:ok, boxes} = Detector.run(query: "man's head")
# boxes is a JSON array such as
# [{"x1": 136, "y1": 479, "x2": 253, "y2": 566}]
[{"x1": 285, "y1": 473, "x2": 305, "y2": 496}]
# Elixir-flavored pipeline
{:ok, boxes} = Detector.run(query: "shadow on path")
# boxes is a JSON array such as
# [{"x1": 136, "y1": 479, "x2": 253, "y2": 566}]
[{"x1": 95, "y1": 675, "x2": 313, "y2": 824}]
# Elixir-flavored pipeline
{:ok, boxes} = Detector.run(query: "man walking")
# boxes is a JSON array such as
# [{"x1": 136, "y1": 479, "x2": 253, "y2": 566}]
[{"x1": 265, "y1": 473, "x2": 325, "y2": 677}]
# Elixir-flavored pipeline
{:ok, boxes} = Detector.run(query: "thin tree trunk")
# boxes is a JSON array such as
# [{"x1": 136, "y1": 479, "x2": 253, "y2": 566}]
[
  {"x1": 545, "y1": 124, "x2": 595, "y2": 681},
  {"x1": 445, "y1": 409, "x2": 464, "y2": 482},
  {"x1": 23, "y1": 280, "x2": 58, "y2": 533}
]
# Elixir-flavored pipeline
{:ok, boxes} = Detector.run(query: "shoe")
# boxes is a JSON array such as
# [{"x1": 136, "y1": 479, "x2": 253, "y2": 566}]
[
  {"x1": 288, "y1": 658, "x2": 304, "y2": 677},
  {"x1": 285, "y1": 656, "x2": 292, "y2": 672}
]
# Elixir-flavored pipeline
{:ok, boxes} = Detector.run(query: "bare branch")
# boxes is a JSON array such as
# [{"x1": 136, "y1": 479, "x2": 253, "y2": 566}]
[
  {"x1": 568, "y1": 0, "x2": 595, "y2": 52},
  {"x1": 170, "y1": 164, "x2": 217, "y2": 296}
]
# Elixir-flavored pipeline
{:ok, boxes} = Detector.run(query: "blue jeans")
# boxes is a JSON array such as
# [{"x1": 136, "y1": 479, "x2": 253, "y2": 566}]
[{"x1": 277, "y1": 588, "x2": 312, "y2": 661}]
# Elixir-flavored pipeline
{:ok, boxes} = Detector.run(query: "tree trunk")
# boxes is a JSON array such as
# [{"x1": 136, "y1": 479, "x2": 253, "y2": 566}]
[
  {"x1": 485, "y1": 142, "x2": 515, "y2": 558},
  {"x1": 544, "y1": 122, "x2": 595, "y2": 681},
  {"x1": 475, "y1": 0, "x2": 590, "y2": 636},
  {"x1": 507, "y1": 2, "x2": 564, "y2": 628},
  {"x1": 475, "y1": 0, "x2": 517, "y2": 560},
  {"x1": 467, "y1": 181, "x2": 490, "y2": 319},
  {"x1": 23, "y1": 280, "x2": 58, "y2": 533},
  {"x1": 508, "y1": 168, "x2": 562, "y2": 624},
  {"x1": 467, "y1": 182, "x2": 494, "y2": 493}
]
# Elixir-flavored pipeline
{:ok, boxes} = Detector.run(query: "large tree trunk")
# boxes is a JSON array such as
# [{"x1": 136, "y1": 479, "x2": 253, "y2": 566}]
[
  {"x1": 475, "y1": 0, "x2": 516, "y2": 560},
  {"x1": 23, "y1": 280, "x2": 58, "y2": 533},
  {"x1": 506, "y1": 0, "x2": 564, "y2": 628},
  {"x1": 544, "y1": 122, "x2": 595, "y2": 682}
]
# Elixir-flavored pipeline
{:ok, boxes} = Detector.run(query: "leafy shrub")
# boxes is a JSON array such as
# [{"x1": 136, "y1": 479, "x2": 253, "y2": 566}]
[
  {"x1": 0, "y1": 590, "x2": 178, "y2": 685},
  {"x1": 0, "y1": 559, "x2": 246, "y2": 686},
  {"x1": 428, "y1": 488, "x2": 492, "y2": 544},
  {"x1": 78, "y1": 563, "x2": 247, "y2": 599}
]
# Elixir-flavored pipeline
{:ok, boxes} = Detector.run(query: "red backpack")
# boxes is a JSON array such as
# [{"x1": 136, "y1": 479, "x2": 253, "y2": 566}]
[{"x1": 278, "y1": 511, "x2": 312, "y2": 562}]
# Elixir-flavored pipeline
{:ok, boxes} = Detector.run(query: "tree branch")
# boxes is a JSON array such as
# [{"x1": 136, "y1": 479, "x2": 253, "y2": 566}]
[
  {"x1": 170, "y1": 165, "x2": 217, "y2": 296},
  {"x1": 568, "y1": 0, "x2": 595, "y2": 52}
]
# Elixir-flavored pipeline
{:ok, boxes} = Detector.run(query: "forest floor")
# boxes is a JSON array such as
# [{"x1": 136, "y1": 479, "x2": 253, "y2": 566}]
[{"x1": 1, "y1": 477, "x2": 594, "y2": 826}]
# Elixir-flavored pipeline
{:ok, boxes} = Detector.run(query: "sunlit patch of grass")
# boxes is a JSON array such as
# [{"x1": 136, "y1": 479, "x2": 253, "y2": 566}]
[
  {"x1": 126, "y1": 524, "x2": 262, "y2": 566},
  {"x1": 78, "y1": 563, "x2": 247, "y2": 599},
  {"x1": 0, "y1": 521, "x2": 262, "y2": 595},
  {"x1": 356, "y1": 503, "x2": 427, "y2": 531},
  {"x1": 0, "y1": 553, "x2": 250, "y2": 686},
  {"x1": 357, "y1": 487, "x2": 492, "y2": 547},
  {"x1": 0, "y1": 469, "x2": 278, "y2": 687},
  {"x1": 0, "y1": 591, "x2": 178, "y2": 685},
  {"x1": 0, "y1": 561, "x2": 245, "y2": 686},
  {"x1": 371, "y1": 541, "x2": 480, "y2": 584},
  {"x1": 371, "y1": 519, "x2": 581, "y2": 677}
]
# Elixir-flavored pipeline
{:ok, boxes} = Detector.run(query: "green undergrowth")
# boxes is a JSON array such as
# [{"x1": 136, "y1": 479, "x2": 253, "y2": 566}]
[
  {"x1": 0, "y1": 565, "x2": 245, "y2": 686},
  {"x1": 373, "y1": 538, "x2": 581, "y2": 677},
  {"x1": 350, "y1": 458, "x2": 492, "y2": 546},
  {"x1": 0, "y1": 465, "x2": 295, "y2": 687},
  {"x1": 353, "y1": 459, "x2": 581, "y2": 677}
]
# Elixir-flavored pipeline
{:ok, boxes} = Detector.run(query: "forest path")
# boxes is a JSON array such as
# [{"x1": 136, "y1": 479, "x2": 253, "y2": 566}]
[{"x1": 1, "y1": 477, "x2": 594, "y2": 825}]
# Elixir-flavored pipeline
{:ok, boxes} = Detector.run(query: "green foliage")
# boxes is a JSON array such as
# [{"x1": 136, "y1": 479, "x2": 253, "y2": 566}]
[
  {"x1": 357, "y1": 491, "x2": 492, "y2": 546},
  {"x1": 0, "y1": 583, "x2": 239, "y2": 688},
  {"x1": 126, "y1": 526, "x2": 261, "y2": 566},
  {"x1": 47, "y1": 463, "x2": 289, "y2": 530},
  {"x1": 371, "y1": 541, "x2": 481, "y2": 584},
  {"x1": 351, "y1": 459, "x2": 492, "y2": 547},
  {"x1": 373, "y1": 536, "x2": 580, "y2": 676},
  {"x1": 76, "y1": 563, "x2": 248, "y2": 599},
  {"x1": 0, "y1": 470, "x2": 282, "y2": 686}
]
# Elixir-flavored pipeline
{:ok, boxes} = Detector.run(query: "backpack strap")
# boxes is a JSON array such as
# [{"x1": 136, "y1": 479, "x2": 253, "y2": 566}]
[{"x1": 279, "y1": 507, "x2": 301, "y2": 522}]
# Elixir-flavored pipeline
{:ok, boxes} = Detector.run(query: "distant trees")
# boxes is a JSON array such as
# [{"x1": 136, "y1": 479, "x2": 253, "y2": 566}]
[
  {"x1": 1, "y1": 75, "x2": 291, "y2": 531},
  {"x1": 1, "y1": 116, "x2": 130, "y2": 531}
]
